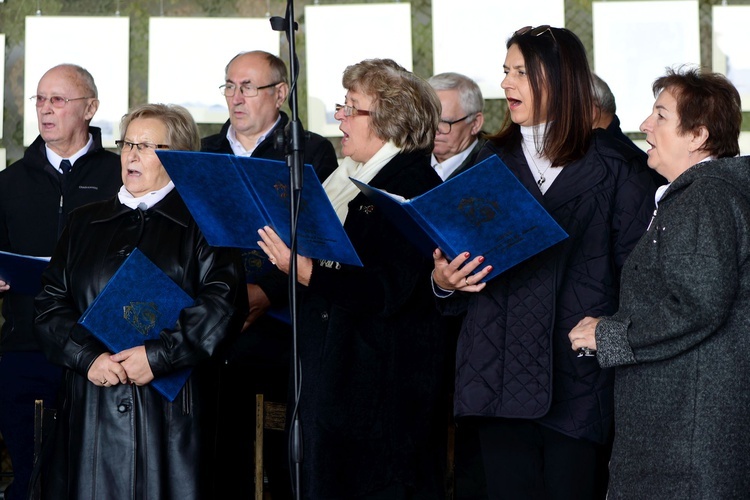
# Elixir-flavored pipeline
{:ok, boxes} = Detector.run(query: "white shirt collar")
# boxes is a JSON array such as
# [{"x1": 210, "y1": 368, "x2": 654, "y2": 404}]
[
  {"x1": 226, "y1": 115, "x2": 282, "y2": 157},
  {"x1": 431, "y1": 139, "x2": 479, "y2": 181},
  {"x1": 117, "y1": 181, "x2": 175, "y2": 210},
  {"x1": 45, "y1": 134, "x2": 95, "y2": 173}
]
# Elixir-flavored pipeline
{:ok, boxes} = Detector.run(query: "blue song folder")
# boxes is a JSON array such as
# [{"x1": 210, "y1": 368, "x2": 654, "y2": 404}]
[
  {"x1": 78, "y1": 248, "x2": 192, "y2": 401},
  {"x1": 0, "y1": 250, "x2": 50, "y2": 295},
  {"x1": 156, "y1": 151, "x2": 363, "y2": 267},
  {"x1": 350, "y1": 155, "x2": 568, "y2": 283}
]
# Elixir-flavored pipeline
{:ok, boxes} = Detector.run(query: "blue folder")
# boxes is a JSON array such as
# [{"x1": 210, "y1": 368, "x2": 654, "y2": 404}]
[
  {"x1": 0, "y1": 250, "x2": 50, "y2": 296},
  {"x1": 350, "y1": 155, "x2": 568, "y2": 283},
  {"x1": 156, "y1": 151, "x2": 362, "y2": 267},
  {"x1": 78, "y1": 248, "x2": 192, "y2": 401}
]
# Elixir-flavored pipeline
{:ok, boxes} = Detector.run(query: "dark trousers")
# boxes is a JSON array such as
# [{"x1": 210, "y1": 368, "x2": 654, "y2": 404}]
[
  {"x1": 0, "y1": 351, "x2": 62, "y2": 500},
  {"x1": 476, "y1": 419, "x2": 610, "y2": 500}
]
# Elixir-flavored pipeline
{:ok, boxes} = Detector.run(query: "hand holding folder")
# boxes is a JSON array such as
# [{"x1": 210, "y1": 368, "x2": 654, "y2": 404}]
[
  {"x1": 156, "y1": 151, "x2": 362, "y2": 267},
  {"x1": 350, "y1": 155, "x2": 568, "y2": 282},
  {"x1": 0, "y1": 250, "x2": 51, "y2": 295},
  {"x1": 78, "y1": 248, "x2": 192, "y2": 401}
]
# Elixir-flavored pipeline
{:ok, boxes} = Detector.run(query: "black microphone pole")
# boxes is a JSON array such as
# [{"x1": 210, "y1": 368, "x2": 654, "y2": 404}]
[{"x1": 270, "y1": 3, "x2": 304, "y2": 500}]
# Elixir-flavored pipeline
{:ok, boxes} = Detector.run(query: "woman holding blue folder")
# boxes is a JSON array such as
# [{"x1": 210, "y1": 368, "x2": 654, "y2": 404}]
[
  {"x1": 258, "y1": 58, "x2": 448, "y2": 499},
  {"x1": 34, "y1": 103, "x2": 247, "y2": 500},
  {"x1": 431, "y1": 27, "x2": 656, "y2": 499}
]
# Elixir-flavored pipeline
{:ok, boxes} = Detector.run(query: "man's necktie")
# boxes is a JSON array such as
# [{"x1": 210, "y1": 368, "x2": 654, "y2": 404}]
[{"x1": 60, "y1": 159, "x2": 72, "y2": 174}]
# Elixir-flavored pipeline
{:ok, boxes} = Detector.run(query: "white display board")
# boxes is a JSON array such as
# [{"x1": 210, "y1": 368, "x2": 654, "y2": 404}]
[
  {"x1": 305, "y1": 4, "x2": 413, "y2": 137},
  {"x1": 0, "y1": 149, "x2": 5, "y2": 171},
  {"x1": 24, "y1": 16, "x2": 130, "y2": 148},
  {"x1": 148, "y1": 18, "x2": 280, "y2": 124},
  {"x1": 432, "y1": 0, "x2": 565, "y2": 100},
  {"x1": 0, "y1": 34, "x2": 4, "y2": 139},
  {"x1": 741, "y1": 132, "x2": 750, "y2": 157},
  {"x1": 593, "y1": 1, "x2": 700, "y2": 133},
  {"x1": 712, "y1": 6, "x2": 750, "y2": 112}
]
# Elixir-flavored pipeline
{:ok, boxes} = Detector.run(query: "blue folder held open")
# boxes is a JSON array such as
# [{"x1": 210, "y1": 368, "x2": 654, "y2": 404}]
[
  {"x1": 350, "y1": 154, "x2": 568, "y2": 283},
  {"x1": 156, "y1": 151, "x2": 362, "y2": 267},
  {"x1": 78, "y1": 248, "x2": 192, "y2": 401}
]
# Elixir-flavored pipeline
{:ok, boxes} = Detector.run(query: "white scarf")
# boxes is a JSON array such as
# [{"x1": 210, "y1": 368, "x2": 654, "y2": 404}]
[
  {"x1": 323, "y1": 141, "x2": 401, "y2": 223},
  {"x1": 117, "y1": 181, "x2": 175, "y2": 210}
]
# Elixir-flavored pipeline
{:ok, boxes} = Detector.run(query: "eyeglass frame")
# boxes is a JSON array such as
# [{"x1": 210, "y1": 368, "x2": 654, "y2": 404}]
[
  {"x1": 437, "y1": 114, "x2": 476, "y2": 134},
  {"x1": 219, "y1": 82, "x2": 281, "y2": 98},
  {"x1": 513, "y1": 25, "x2": 557, "y2": 44},
  {"x1": 30, "y1": 95, "x2": 95, "y2": 108},
  {"x1": 115, "y1": 140, "x2": 171, "y2": 153},
  {"x1": 334, "y1": 103, "x2": 371, "y2": 117}
]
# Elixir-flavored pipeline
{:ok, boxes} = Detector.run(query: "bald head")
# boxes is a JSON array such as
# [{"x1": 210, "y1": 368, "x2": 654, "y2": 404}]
[{"x1": 35, "y1": 64, "x2": 100, "y2": 157}]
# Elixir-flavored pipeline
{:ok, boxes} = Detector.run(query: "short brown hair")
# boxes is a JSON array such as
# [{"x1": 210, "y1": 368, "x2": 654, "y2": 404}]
[
  {"x1": 120, "y1": 103, "x2": 200, "y2": 152},
  {"x1": 342, "y1": 58, "x2": 440, "y2": 153},
  {"x1": 652, "y1": 67, "x2": 741, "y2": 158}
]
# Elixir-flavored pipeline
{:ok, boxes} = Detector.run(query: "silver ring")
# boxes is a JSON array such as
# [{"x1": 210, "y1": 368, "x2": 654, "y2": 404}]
[
  {"x1": 101, "y1": 380, "x2": 108, "y2": 385},
  {"x1": 464, "y1": 277, "x2": 470, "y2": 286},
  {"x1": 270, "y1": 257, "x2": 276, "y2": 265}
]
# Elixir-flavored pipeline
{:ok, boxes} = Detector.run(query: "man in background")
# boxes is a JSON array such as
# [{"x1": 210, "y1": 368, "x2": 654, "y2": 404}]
[
  {"x1": 202, "y1": 50, "x2": 338, "y2": 499},
  {"x1": 428, "y1": 72, "x2": 486, "y2": 181},
  {"x1": 0, "y1": 63, "x2": 121, "y2": 500},
  {"x1": 428, "y1": 71, "x2": 489, "y2": 499},
  {"x1": 592, "y1": 73, "x2": 665, "y2": 186}
]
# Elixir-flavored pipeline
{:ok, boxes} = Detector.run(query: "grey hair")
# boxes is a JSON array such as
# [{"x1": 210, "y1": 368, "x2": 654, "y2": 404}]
[
  {"x1": 428, "y1": 72, "x2": 484, "y2": 117},
  {"x1": 591, "y1": 73, "x2": 616, "y2": 114}
]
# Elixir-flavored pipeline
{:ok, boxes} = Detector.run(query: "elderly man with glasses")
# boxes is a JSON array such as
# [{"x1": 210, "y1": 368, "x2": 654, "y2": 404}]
[
  {"x1": 202, "y1": 50, "x2": 338, "y2": 500},
  {"x1": 428, "y1": 72, "x2": 486, "y2": 182},
  {"x1": 0, "y1": 63, "x2": 121, "y2": 500}
]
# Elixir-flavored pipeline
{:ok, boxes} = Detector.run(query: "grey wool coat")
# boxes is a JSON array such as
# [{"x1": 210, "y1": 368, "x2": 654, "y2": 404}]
[{"x1": 595, "y1": 155, "x2": 750, "y2": 499}]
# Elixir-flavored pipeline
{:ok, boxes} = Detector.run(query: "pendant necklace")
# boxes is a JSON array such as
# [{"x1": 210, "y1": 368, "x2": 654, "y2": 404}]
[{"x1": 523, "y1": 141, "x2": 551, "y2": 188}]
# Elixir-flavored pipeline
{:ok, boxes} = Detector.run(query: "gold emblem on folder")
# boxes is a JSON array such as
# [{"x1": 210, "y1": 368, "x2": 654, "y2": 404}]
[{"x1": 123, "y1": 302, "x2": 161, "y2": 336}]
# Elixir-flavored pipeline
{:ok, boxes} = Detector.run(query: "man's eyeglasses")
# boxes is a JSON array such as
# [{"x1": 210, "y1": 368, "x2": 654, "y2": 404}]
[
  {"x1": 30, "y1": 95, "x2": 94, "y2": 108},
  {"x1": 437, "y1": 114, "x2": 472, "y2": 134},
  {"x1": 115, "y1": 140, "x2": 170, "y2": 153},
  {"x1": 335, "y1": 104, "x2": 371, "y2": 117},
  {"x1": 220, "y1": 82, "x2": 281, "y2": 98},
  {"x1": 514, "y1": 25, "x2": 557, "y2": 44}
]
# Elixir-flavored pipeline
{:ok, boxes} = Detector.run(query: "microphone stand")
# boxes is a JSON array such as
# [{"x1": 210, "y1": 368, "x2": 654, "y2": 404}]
[{"x1": 270, "y1": 3, "x2": 303, "y2": 500}]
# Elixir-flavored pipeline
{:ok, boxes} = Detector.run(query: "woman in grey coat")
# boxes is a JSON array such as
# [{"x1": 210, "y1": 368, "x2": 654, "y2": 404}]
[{"x1": 569, "y1": 67, "x2": 750, "y2": 499}]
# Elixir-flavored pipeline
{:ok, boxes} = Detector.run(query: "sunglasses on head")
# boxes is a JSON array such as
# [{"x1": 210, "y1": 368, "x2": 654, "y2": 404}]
[{"x1": 514, "y1": 25, "x2": 557, "y2": 43}]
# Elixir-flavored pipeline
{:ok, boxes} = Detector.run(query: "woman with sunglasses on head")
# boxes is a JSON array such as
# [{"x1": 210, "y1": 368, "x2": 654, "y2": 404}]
[
  {"x1": 34, "y1": 103, "x2": 248, "y2": 499},
  {"x1": 431, "y1": 26, "x2": 656, "y2": 498}
]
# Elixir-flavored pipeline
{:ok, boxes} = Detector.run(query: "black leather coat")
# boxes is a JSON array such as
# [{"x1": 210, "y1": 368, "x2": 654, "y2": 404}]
[{"x1": 34, "y1": 190, "x2": 247, "y2": 500}]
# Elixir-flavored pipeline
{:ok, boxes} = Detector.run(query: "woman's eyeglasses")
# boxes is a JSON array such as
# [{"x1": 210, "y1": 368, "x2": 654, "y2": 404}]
[
  {"x1": 335, "y1": 104, "x2": 370, "y2": 117},
  {"x1": 115, "y1": 140, "x2": 170, "y2": 153}
]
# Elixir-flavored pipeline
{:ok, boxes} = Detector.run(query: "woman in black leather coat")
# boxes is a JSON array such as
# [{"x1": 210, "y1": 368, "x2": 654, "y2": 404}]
[{"x1": 34, "y1": 103, "x2": 247, "y2": 500}]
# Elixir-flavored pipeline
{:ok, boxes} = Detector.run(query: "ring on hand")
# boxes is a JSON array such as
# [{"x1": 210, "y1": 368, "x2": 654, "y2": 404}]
[
  {"x1": 464, "y1": 277, "x2": 470, "y2": 286},
  {"x1": 270, "y1": 257, "x2": 276, "y2": 265},
  {"x1": 101, "y1": 380, "x2": 107, "y2": 385}
]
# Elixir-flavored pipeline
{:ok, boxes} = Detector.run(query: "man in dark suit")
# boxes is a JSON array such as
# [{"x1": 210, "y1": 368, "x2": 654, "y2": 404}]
[
  {"x1": 428, "y1": 72, "x2": 486, "y2": 182},
  {"x1": 202, "y1": 50, "x2": 338, "y2": 500},
  {"x1": 428, "y1": 72, "x2": 489, "y2": 499},
  {"x1": 0, "y1": 64, "x2": 121, "y2": 500},
  {"x1": 592, "y1": 73, "x2": 666, "y2": 186}
]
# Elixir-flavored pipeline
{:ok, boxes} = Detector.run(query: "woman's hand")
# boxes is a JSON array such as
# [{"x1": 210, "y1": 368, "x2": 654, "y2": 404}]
[
  {"x1": 88, "y1": 352, "x2": 129, "y2": 387},
  {"x1": 568, "y1": 316, "x2": 600, "y2": 352},
  {"x1": 432, "y1": 248, "x2": 492, "y2": 293},
  {"x1": 0, "y1": 280, "x2": 9, "y2": 293},
  {"x1": 110, "y1": 346, "x2": 154, "y2": 386},
  {"x1": 257, "y1": 226, "x2": 314, "y2": 286}
]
